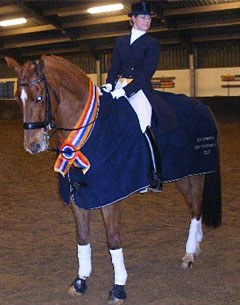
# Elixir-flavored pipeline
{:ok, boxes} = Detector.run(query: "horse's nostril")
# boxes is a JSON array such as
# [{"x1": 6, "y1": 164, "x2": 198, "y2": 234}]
[{"x1": 31, "y1": 143, "x2": 41, "y2": 153}]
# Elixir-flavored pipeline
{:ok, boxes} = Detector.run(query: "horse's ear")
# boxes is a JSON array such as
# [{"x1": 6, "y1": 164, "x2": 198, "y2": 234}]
[
  {"x1": 37, "y1": 58, "x2": 45, "y2": 75},
  {"x1": 5, "y1": 57, "x2": 21, "y2": 75}
]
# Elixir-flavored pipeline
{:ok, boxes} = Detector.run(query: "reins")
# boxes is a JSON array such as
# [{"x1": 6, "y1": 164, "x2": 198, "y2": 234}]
[{"x1": 47, "y1": 119, "x2": 98, "y2": 154}]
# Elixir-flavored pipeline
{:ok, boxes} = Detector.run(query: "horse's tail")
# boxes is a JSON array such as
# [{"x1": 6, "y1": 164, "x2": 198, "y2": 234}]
[{"x1": 202, "y1": 149, "x2": 222, "y2": 228}]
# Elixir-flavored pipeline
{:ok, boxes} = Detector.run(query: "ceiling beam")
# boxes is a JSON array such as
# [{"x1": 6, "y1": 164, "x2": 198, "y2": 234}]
[
  {"x1": 44, "y1": 5, "x2": 87, "y2": 17},
  {"x1": 0, "y1": 4, "x2": 17, "y2": 15},
  {"x1": 43, "y1": 2, "x2": 240, "y2": 19},
  {"x1": 0, "y1": 25, "x2": 55, "y2": 37},
  {"x1": 191, "y1": 33, "x2": 240, "y2": 42},
  {"x1": 63, "y1": 14, "x2": 240, "y2": 30},
  {"x1": 151, "y1": 2, "x2": 165, "y2": 19},
  {"x1": 171, "y1": 19, "x2": 240, "y2": 30},
  {"x1": 1, "y1": 37, "x2": 69, "y2": 49},
  {"x1": 43, "y1": 1, "x2": 131, "y2": 17},
  {"x1": 165, "y1": 2, "x2": 240, "y2": 16},
  {"x1": 1, "y1": 15, "x2": 239, "y2": 38},
  {"x1": 21, "y1": 46, "x2": 87, "y2": 57},
  {"x1": 18, "y1": 2, "x2": 64, "y2": 32},
  {"x1": 19, "y1": 2, "x2": 98, "y2": 58},
  {"x1": 15, "y1": 32, "x2": 240, "y2": 58},
  {"x1": 63, "y1": 15, "x2": 129, "y2": 28}
]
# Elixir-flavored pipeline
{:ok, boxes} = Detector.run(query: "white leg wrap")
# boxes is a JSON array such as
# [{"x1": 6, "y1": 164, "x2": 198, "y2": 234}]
[
  {"x1": 78, "y1": 243, "x2": 92, "y2": 279},
  {"x1": 186, "y1": 218, "x2": 202, "y2": 254},
  {"x1": 110, "y1": 248, "x2": 128, "y2": 286}
]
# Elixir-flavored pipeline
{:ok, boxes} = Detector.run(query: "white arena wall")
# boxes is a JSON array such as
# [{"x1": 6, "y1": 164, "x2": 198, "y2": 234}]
[
  {"x1": 99, "y1": 66, "x2": 239, "y2": 97},
  {"x1": 1, "y1": 67, "x2": 239, "y2": 99}
]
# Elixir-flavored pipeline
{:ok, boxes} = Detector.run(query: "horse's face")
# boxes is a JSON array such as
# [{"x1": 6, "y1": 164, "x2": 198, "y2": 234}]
[
  {"x1": 6, "y1": 57, "x2": 49, "y2": 154},
  {"x1": 20, "y1": 80, "x2": 48, "y2": 154}
]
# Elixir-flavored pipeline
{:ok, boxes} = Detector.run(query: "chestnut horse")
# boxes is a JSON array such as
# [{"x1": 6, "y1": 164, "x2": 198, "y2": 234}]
[{"x1": 6, "y1": 55, "x2": 221, "y2": 305}]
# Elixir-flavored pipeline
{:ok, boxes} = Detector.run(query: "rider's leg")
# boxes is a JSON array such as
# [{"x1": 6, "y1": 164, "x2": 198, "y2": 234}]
[
  {"x1": 128, "y1": 90, "x2": 162, "y2": 191},
  {"x1": 144, "y1": 125, "x2": 163, "y2": 191}
]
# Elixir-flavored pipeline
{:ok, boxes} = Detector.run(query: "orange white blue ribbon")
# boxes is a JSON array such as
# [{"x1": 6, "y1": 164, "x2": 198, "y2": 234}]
[{"x1": 54, "y1": 81, "x2": 99, "y2": 177}]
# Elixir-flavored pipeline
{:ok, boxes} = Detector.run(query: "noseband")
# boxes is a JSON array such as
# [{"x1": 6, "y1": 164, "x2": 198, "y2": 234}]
[{"x1": 20, "y1": 76, "x2": 56, "y2": 131}]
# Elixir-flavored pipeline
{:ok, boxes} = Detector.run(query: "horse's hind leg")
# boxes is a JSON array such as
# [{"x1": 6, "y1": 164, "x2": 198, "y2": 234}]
[
  {"x1": 176, "y1": 174, "x2": 205, "y2": 269},
  {"x1": 68, "y1": 203, "x2": 91, "y2": 295},
  {"x1": 102, "y1": 203, "x2": 127, "y2": 304}
]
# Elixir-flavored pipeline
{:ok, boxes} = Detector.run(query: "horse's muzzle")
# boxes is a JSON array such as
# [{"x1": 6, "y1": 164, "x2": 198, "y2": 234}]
[
  {"x1": 25, "y1": 138, "x2": 48, "y2": 154},
  {"x1": 24, "y1": 130, "x2": 49, "y2": 154}
]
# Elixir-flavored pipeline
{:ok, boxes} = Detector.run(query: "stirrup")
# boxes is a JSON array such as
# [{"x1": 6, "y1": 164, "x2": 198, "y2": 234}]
[{"x1": 149, "y1": 173, "x2": 163, "y2": 192}]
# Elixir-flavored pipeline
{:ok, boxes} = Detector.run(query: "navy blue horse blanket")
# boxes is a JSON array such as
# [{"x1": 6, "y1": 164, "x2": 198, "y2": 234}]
[{"x1": 59, "y1": 91, "x2": 219, "y2": 209}]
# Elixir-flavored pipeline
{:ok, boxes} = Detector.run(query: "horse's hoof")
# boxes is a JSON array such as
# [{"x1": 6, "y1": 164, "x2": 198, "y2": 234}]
[
  {"x1": 107, "y1": 297, "x2": 124, "y2": 305},
  {"x1": 108, "y1": 285, "x2": 127, "y2": 305},
  {"x1": 180, "y1": 253, "x2": 194, "y2": 269},
  {"x1": 68, "y1": 277, "x2": 87, "y2": 295},
  {"x1": 180, "y1": 260, "x2": 193, "y2": 269}
]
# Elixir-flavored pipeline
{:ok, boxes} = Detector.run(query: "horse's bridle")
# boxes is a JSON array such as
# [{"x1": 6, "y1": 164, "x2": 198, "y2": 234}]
[{"x1": 20, "y1": 76, "x2": 56, "y2": 131}]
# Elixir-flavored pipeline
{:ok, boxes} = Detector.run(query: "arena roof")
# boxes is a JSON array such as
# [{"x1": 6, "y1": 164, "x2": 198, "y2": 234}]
[{"x1": 0, "y1": 0, "x2": 239, "y2": 59}]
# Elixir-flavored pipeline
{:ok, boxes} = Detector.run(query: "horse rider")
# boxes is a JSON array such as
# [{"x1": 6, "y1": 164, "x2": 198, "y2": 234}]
[{"x1": 101, "y1": 1, "x2": 163, "y2": 191}]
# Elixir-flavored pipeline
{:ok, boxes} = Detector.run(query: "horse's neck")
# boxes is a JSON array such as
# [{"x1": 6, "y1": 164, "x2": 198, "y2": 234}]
[{"x1": 45, "y1": 63, "x2": 90, "y2": 132}]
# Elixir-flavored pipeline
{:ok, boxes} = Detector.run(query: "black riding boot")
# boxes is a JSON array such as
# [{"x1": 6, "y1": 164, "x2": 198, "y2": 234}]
[{"x1": 144, "y1": 126, "x2": 163, "y2": 192}]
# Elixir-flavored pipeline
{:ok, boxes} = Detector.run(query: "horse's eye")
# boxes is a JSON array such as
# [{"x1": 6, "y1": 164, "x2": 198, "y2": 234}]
[{"x1": 36, "y1": 96, "x2": 43, "y2": 103}]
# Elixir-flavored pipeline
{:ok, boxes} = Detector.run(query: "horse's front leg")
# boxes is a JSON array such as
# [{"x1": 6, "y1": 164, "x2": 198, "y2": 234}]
[
  {"x1": 68, "y1": 202, "x2": 91, "y2": 295},
  {"x1": 176, "y1": 175, "x2": 205, "y2": 269},
  {"x1": 102, "y1": 203, "x2": 127, "y2": 305}
]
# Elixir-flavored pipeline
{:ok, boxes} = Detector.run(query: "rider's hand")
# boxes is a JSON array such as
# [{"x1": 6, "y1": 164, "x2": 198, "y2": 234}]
[
  {"x1": 111, "y1": 88, "x2": 126, "y2": 99},
  {"x1": 100, "y1": 83, "x2": 112, "y2": 93}
]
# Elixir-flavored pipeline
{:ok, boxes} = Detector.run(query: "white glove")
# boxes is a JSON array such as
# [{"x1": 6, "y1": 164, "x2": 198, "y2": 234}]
[
  {"x1": 100, "y1": 83, "x2": 112, "y2": 93},
  {"x1": 111, "y1": 88, "x2": 126, "y2": 99}
]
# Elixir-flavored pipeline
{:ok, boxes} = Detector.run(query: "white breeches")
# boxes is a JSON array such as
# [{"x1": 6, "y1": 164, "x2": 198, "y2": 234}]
[{"x1": 116, "y1": 79, "x2": 152, "y2": 133}]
